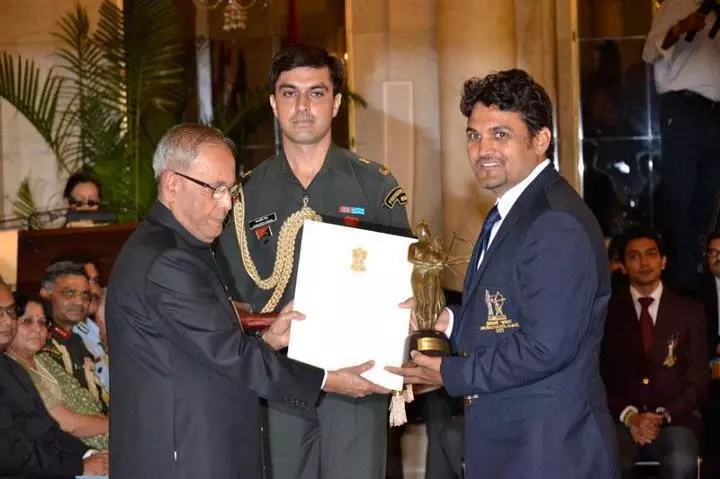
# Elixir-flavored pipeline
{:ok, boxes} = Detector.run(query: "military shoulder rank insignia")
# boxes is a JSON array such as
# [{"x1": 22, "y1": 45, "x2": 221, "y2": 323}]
[
  {"x1": 481, "y1": 290, "x2": 520, "y2": 334},
  {"x1": 383, "y1": 186, "x2": 408, "y2": 209},
  {"x1": 378, "y1": 165, "x2": 391, "y2": 176},
  {"x1": 357, "y1": 156, "x2": 371, "y2": 165}
]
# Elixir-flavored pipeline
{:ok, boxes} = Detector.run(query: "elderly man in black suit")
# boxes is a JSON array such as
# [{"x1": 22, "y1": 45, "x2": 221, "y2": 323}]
[
  {"x1": 0, "y1": 279, "x2": 108, "y2": 479},
  {"x1": 106, "y1": 124, "x2": 387, "y2": 479}
]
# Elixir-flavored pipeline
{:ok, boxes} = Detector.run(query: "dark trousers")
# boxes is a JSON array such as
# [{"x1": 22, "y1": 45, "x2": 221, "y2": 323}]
[
  {"x1": 657, "y1": 91, "x2": 720, "y2": 289},
  {"x1": 423, "y1": 389, "x2": 464, "y2": 479},
  {"x1": 703, "y1": 381, "x2": 720, "y2": 475},
  {"x1": 616, "y1": 423, "x2": 698, "y2": 479}
]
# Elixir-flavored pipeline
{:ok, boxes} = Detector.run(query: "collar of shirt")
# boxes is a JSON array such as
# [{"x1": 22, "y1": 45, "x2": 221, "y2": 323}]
[
  {"x1": 476, "y1": 159, "x2": 551, "y2": 269},
  {"x1": 277, "y1": 143, "x2": 355, "y2": 183},
  {"x1": 630, "y1": 282, "x2": 664, "y2": 324},
  {"x1": 495, "y1": 159, "x2": 552, "y2": 220}
]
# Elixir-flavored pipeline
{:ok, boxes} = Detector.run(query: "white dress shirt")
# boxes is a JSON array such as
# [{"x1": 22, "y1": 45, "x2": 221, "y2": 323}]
[
  {"x1": 642, "y1": 0, "x2": 720, "y2": 101},
  {"x1": 630, "y1": 282, "x2": 664, "y2": 325},
  {"x1": 446, "y1": 159, "x2": 552, "y2": 337}
]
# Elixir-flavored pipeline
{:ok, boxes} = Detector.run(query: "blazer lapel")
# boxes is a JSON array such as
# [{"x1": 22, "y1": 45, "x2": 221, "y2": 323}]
[{"x1": 462, "y1": 166, "x2": 558, "y2": 312}]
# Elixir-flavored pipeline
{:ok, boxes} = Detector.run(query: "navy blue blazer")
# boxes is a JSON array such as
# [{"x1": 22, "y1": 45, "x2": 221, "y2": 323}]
[{"x1": 440, "y1": 166, "x2": 619, "y2": 478}]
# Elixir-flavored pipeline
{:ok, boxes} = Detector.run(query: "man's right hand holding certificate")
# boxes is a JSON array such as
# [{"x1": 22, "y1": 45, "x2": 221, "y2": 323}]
[{"x1": 323, "y1": 361, "x2": 392, "y2": 398}]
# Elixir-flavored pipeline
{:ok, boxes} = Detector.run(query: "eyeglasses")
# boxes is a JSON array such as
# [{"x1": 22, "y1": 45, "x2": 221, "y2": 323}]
[
  {"x1": 58, "y1": 288, "x2": 93, "y2": 302},
  {"x1": 709, "y1": 249, "x2": 720, "y2": 259},
  {"x1": 69, "y1": 198, "x2": 100, "y2": 207},
  {"x1": 18, "y1": 316, "x2": 50, "y2": 330},
  {"x1": 0, "y1": 304, "x2": 17, "y2": 320},
  {"x1": 171, "y1": 170, "x2": 239, "y2": 199}
]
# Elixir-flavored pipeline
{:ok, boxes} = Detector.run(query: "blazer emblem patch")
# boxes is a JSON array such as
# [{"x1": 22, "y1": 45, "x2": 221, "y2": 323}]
[
  {"x1": 663, "y1": 333, "x2": 679, "y2": 368},
  {"x1": 480, "y1": 290, "x2": 519, "y2": 333}
]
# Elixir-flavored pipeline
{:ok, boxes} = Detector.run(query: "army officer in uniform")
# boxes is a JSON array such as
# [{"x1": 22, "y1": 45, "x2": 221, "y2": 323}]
[{"x1": 215, "y1": 44, "x2": 410, "y2": 479}]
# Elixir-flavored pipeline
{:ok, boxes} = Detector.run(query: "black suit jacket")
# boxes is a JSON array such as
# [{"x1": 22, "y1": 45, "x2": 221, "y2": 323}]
[
  {"x1": 0, "y1": 354, "x2": 87, "y2": 479},
  {"x1": 600, "y1": 287, "x2": 708, "y2": 438},
  {"x1": 694, "y1": 275, "x2": 720, "y2": 359},
  {"x1": 106, "y1": 202, "x2": 324, "y2": 479}
]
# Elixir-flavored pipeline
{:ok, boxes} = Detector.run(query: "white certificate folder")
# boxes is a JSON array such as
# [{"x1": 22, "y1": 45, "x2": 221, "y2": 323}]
[{"x1": 288, "y1": 220, "x2": 415, "y2": 391}]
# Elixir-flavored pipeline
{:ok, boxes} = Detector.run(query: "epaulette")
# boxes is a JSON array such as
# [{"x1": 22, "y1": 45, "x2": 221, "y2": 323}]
[
  {"x1": 240, "y1": 168, "x2": 253, "y2": 183},
  {"x1": 351, "y1": 154, "x2": 392, "y2": 177}
]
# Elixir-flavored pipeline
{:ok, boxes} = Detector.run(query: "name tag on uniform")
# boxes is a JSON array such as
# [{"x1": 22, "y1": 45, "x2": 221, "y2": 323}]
[{"x1": 248, "y1": 212, "x2": 277, "y2": 230}]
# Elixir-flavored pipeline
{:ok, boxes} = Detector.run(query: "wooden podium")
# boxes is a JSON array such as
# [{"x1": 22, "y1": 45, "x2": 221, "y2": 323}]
[{"x1": 16, "y1": 223, "x2": 137, "y2": 293}]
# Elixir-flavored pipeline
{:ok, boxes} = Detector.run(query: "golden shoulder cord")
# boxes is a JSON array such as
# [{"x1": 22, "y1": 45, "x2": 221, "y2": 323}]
[{"x1": 233, "y1": 186, "x2": 322, "y2": 313}]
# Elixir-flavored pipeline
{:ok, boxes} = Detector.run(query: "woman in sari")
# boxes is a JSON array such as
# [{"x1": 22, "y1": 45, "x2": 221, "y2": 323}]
[{"x1": 6, "y1": 291, "x2": 108, "y2": 450}]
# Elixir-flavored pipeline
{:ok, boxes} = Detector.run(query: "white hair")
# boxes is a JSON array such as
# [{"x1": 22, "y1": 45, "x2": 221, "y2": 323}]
[{"x1": 152, "y1": 124, "x2": 235, "y2": 179}]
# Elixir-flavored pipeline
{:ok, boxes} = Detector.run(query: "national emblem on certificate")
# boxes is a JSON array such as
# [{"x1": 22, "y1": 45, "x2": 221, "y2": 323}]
[{"x1": 288, "y1": 220, "x2": 415, "y2": 391}]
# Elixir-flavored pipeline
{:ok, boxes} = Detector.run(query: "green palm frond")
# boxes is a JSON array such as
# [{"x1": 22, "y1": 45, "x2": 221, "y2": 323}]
[
  {"x1": 0, "y1": 53, "x2": 76, "y2": 173},
  {"x1": 11, "y1": 178, "x2": 41, "y2": 230},
  {"x1": 216, "y1": 85, "x2": 273, "y2": 136},
  {"x1": 92, "y1": 0, "x2": 188, "y2": 216}
]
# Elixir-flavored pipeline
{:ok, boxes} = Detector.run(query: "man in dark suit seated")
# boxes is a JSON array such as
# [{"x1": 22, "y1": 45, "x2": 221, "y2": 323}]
[
  {"x1": 692, "y1": 232, "x2": 720, "y2": 474},
  {"x1": 600, "y1": 227, "x2": 707, "y2": 479},
  {"x1": 0, "y1": 278, "x2": 108, "y2": 478}
]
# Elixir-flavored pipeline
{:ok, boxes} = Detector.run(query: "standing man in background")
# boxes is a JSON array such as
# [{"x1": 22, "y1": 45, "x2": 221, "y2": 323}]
[
  {"x1": 643, "y1": 0, "x2": 720, "y2": 289},
  {"x1": 216, "y1": 44, "x2": 410, "y2": 479}
]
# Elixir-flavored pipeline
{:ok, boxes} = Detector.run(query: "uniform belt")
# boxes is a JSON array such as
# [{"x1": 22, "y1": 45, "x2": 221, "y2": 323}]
[{"x1": 464, "y1": 394, "x2": 479, "y2": 407}]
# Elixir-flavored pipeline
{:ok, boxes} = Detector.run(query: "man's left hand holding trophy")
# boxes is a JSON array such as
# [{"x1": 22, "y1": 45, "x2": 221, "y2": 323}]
[{"x1": 386, "y1": 222, "x2": 467, "y2": 403}]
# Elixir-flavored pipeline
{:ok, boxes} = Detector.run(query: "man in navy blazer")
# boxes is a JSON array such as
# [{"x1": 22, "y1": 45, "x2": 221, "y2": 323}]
[{"x1": 389, "y1": 69, "x2": 618, "y2": 478}]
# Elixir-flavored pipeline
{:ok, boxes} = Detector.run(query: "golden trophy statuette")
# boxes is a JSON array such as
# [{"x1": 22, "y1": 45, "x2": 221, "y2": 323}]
[{"x1": 404, "y1": 221, "x2": 466, "y2": 360}]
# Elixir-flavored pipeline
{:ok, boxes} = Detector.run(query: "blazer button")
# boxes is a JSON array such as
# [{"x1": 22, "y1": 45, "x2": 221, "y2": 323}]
[{"x1": 642, "y1": 377, "x2": 650, "y2": 385}]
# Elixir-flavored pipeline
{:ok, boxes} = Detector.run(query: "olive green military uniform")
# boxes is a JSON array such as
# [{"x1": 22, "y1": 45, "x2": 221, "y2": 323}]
[{"x1": 215, "y1": 143, "x2": 410, "y2": 479}]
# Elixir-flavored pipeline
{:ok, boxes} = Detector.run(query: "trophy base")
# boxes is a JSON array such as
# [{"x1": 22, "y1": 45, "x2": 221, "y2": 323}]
[{"x1": 405, "y1": 330, "x2": 450, "y2": 360}]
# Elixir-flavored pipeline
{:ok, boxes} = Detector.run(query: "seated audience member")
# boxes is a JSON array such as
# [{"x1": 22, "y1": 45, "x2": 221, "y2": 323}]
[
  {"x1": 694, "y1": 232, "x2": 720, "y2": 473},
  {"x1": 93, "y1": 288, "x2": 107, "y2": 348},
  {"x1": 63, "y1": 172, "x2": 102, "y2": 228},
  {"x1": 600, "y1": 226, "x2": 707, "y2": 479},
  {"x1": 40, "y1": 260, "x2": 105, "y2": 410},
  {"x1": 0, "y1": 278, "x2": 108, "y2": 478},
  {"x1": 51, "y1": 254, "x2": 109, "y2": 398},
  {"x1": 699, "y1": 232, "x2": 720, "y2": 363},
  {"x1": 64, "y1": 172, "x2": 101, "y2": 212},
  {"x1": 6, "y1": 291, "x2": 108, "y2": 450}
]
